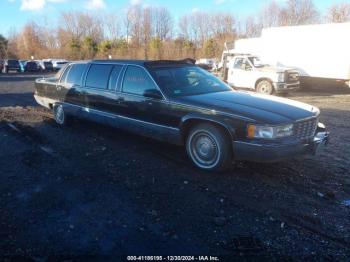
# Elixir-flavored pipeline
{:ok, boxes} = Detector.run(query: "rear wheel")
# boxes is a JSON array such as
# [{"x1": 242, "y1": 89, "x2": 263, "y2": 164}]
[
  {"x1": 256, "y1": 80, "x2": 274, "y2": 95},
  {"x1": 53, "y1": 104, "x2": 69, "y2": 126},
  {"x1": 186, "y1": 123, "x2": 232, "y2": 172}
]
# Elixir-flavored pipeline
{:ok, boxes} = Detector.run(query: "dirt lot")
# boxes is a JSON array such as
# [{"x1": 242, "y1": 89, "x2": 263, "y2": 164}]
[{"x1": 0, "y1": 73, "x2": 349, "y2": 261}]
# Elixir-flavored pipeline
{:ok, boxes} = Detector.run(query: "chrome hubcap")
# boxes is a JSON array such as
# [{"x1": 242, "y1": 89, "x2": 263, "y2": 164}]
[
  {"x1": 190, "y1": 131, "x2": 219, "y2": 168},
  {"x1": 55, "y1": 105, "x2": 64, "y2": 124}
]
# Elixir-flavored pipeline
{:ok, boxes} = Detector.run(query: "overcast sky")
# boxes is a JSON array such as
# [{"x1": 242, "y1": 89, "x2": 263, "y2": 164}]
[{"x1": 0, "y1": 0, "x2": 347, "y2": 36}]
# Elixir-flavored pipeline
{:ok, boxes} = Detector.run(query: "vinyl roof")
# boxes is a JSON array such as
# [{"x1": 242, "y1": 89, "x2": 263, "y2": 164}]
[{"x1": 91, "y1": 59, "x2": 196, "y2": 67}]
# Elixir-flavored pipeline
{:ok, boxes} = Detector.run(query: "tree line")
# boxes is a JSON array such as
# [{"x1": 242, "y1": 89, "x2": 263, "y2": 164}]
[{"x1": 0, "y1": 0, "x2": 349, "y2": 61}]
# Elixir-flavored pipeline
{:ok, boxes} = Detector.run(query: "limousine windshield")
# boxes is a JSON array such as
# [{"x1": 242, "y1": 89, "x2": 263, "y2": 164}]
[{"x1": 151, "y1": 66, "x2": 231, "y2": 97}]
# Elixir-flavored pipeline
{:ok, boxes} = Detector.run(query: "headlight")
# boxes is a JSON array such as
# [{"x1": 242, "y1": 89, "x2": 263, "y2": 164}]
[
  {"x1": 278, "y1": 72, "x2": 285, "y2": 82},
  {"x1": 247, "y1": 124, "x2": 293, "y2": 139}
]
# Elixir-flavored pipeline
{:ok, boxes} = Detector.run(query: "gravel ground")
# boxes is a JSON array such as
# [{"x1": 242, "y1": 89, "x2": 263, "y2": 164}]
[{"x1": 0, "y1": 73, "x2": 349, "y2": 261}]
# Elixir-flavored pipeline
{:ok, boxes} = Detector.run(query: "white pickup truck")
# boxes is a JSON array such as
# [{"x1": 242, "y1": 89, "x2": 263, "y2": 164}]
[
  {"x1": 222, "y1": 54, "x2": 300, "y2": 95},
  {"x1": 229, "y1": 23, "x2": 350, "y2": 88}
]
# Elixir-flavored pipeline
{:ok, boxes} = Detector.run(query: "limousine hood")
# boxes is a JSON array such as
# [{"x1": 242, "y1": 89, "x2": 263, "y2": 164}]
[{"x1": 177, "y1": 91, "x2": 319, "y2": 124}]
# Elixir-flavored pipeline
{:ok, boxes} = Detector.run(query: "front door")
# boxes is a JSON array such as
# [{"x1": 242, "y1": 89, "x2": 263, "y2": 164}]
[
  {"x1": 117, "y1": 65, "x2": 172, "y2": 139},
  {"x1": 228, "y1": 57, "x2": 253, "y2": 89}
]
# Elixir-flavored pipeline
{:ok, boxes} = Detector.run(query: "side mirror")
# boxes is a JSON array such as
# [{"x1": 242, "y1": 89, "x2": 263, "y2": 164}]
[{"x1": 143, "y1": 89, "x2": 163, "y2": 100}]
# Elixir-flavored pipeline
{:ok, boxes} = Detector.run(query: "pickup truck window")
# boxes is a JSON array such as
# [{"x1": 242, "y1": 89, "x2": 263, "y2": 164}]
[
  {"x1": 86, "y1": 64, "x2": 113, "y2": 89},
  {"x1": 66, "y1": 63, "x2": 88, "y2": 86},
  {"x1": 122, "y1": 66, "x2": 157, "y2": 96},
  {"x1": 248, "y1": 57, "x2": 266, "y2": 67},
  {"x1": 233, "y1": 58, "x2": 244, "y2": 69}
]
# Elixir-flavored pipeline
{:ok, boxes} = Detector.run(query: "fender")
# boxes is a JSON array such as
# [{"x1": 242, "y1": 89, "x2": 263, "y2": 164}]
[{"x1": 179, "y1": 112, "x2": 238, "y2": 141}]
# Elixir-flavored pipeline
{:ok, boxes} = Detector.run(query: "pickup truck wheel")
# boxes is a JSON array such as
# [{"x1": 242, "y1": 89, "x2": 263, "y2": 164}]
[
  {"x1": 256, "y1": 80, "x2": 274, "y2": 95},
  {"x1": 53, "y1": 104, "x2": 68, "y2": 126},
  {"x1": 186, "y1": 123, "x2": 232, "y2": 172}
]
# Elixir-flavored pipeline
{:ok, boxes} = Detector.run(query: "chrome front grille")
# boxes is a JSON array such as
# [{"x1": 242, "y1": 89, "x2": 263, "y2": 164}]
[{"x1": 294, "y1": 118, "x2": 318, "y2": 140}]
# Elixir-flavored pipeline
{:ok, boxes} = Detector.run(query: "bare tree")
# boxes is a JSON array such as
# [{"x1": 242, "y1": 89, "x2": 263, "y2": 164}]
[
  {"x1": 326, "y1": 2, "x2": 350, "y2": 23},
  {"x1": 153, "y1": 7, "x2": 172, "y2": 40},
  {"x1": 126, "y1": 5, "x2": 142, "y2": 48},
  {"x1": 279, "y1": 0, "x2": 319, "y2": 26},
  {"x1": 259, "y1": 1, "x2": 281, "y2": 27},
  {"x1": 141, "y1": 7, "x2": 153, "y2": 59},
  {"x1": 60, "y1": 11, "x2": 103, "y2": 42},
  {"x1": 179, "y1": 15, "x2": 191, "y2": 40},
  {"x1": 15, "y1": 21, "x2": 47, "y2": 58},
  {"x1": 244, "y1": 16, "x2": 262, "y2": 38},
  {"x1": 104, "y1": 13, "x2": 121, "y2": 40}
]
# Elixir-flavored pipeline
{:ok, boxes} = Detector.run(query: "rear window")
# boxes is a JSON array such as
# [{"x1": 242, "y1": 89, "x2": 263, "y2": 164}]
[
  {"x1": 26, "y1": 62, "x2": 36, "y2": 66},
  {"x1": 86, "y1": 64, "x2": 113, "y2": 89},
  {"x1": 8, "y1": 60, "x2": 19, "y2": 66},
  {"x1": 66, "y1": 63, "x2": 88, "y2": 86}
]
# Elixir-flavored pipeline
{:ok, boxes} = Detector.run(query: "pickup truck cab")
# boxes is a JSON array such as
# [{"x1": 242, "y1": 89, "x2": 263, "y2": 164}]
[
  {"x1": 34, "y1": 59, "x2": 328, "y2": 172},
  {"x1": 226, "y1": 55, "x2": 300, "y2": 95}
]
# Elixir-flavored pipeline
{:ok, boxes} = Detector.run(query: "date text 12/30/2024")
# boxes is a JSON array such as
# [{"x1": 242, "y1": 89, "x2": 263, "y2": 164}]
[{"x1": 127, "y1": 256, "x2": 220, "y2": 261}]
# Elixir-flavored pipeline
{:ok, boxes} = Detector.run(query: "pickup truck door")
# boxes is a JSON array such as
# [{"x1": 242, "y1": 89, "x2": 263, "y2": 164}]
[{"x1": 228, "y1": 58, "x2": 253, "y2": 89}]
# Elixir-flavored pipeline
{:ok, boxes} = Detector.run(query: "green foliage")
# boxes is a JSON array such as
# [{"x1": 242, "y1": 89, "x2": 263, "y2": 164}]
[
  {"x1": 184, "y1": 40, "x2": 195, "y2": 51},
  {"x1": 98, "y1": 40, "x2": 113, "y2": 54},
  {"x1": 204, "y1": 38, "x2": 219, "y2": 58},
  {"x1": 113, "y1": 39, "x2": 128, "y2": 50},
  {"x1": 150, "y1": 37, "x2": 162, "y2": 50},
  {"x1": 82, "y1": 36, "x2": 98, "y2": 59},
  {"x1": 69, "y1": 38, "x2": 81, "y2": 51}
]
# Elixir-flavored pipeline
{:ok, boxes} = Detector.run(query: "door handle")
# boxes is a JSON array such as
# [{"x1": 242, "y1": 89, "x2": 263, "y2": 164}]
[{"x1": 117, "y1": 97, "x2": 124, "y2": 104}]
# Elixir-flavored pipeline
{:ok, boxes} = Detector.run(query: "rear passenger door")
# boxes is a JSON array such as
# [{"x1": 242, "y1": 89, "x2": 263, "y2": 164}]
[{"x1": 82, "y1": 63, "x2": 123, "y2": 114}]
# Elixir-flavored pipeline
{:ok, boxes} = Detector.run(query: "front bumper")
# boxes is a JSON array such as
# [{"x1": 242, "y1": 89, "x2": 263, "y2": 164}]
[
  {"x1": 273, "y1": 82, "x2": 300, "y2": 93},
  {"x1": 233, "y1": 129, "x2": 329, "y2": 163}
]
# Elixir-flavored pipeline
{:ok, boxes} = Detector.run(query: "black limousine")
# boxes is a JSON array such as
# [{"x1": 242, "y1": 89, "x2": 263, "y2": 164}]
[{"x1": 34, "y1": 59, "x2": 329, "y2": 171}]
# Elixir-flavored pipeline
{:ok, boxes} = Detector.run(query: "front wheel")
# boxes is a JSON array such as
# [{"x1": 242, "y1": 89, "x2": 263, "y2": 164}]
[
  {"x1": 186, "y1": 123, "x2": 232, "y2": 172},
  {"x1": 256, "y1": 80, "x2": 274, "y2": 95}
]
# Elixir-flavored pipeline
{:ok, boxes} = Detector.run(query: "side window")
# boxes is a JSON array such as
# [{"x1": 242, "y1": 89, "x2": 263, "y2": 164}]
[
  {"x1": 86, "y1": 64, "x2": 113, "y2": 89},
  {"x1": 66, "y1": 63, "x2": 88, "y2": 86},
  {"x1": 60, "y1": 65, "x2": 71, "y2": 83},
  {"x1": 233, "y1": 58, "x2": 244, "y2": 69},
  {"x1": 108, "y1": 65, "x2": 123, "y2": 90},
  {"x1": 122, "y1": 66, "x2": 157, "y2": 96}
]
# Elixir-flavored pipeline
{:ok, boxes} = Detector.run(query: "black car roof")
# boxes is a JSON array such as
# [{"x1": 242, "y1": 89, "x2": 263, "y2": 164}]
[{"x1": 91, "y1": 59, "x2": 196, "y2": 68}]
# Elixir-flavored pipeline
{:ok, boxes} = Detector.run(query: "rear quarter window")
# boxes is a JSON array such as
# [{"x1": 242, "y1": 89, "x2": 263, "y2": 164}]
[
  {"x1": 66, "y1": 63, "x2": 88, "y2": 86},
  {"x1": 59, "y1": 65, "x2": 71, "y2": 83}
]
